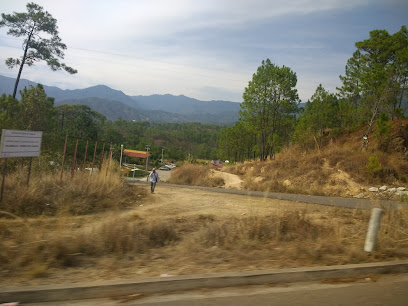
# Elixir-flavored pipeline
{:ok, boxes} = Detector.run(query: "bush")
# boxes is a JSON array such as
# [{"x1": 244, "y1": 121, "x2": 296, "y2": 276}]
[
  {"x1": 0, "y1": 160, "x2": 146, "y2": 217},
  {"x1": 366, "y1": 156, "x2": 382, "y2": 180}
]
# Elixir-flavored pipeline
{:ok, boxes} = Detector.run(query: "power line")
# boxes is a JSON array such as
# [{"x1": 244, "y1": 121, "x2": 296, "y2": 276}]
[{"x1": 0, "y1": 35, "x2": 248, "y2": 84}]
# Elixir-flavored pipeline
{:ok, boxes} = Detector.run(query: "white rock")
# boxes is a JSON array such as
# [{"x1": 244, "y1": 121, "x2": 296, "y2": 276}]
[
  {"x1": 368, "y1": 187, "x2": 379, "y2": 192},
  {"x1": 397, "y1": 187, "x2": 406, "y2": 191},
  {"x1": 396, "y1": 190, "x2": 408, "y2": 197},
  {"x1": 388, "y1": 188, "x2": 397, "y2": 193},
  {"x1": 354, "y1": 193, "x2": 365, "y2": 199},
  {"x1": 379, "y1": 186, "x2": 388, "y2": 191}
]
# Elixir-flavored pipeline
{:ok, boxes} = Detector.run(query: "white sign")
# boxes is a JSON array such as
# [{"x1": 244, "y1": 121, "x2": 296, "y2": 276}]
[{"x1": 0, "y1": 129, "x2": 43, "y2": 158}]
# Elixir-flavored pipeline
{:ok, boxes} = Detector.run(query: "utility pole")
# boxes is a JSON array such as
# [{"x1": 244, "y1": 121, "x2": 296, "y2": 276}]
[
  {"x1": 119, "y1": 144, "x2": 124, "y2": 169},
  {"x1": 145, "y1": 145, "x2": 150, "y2": 171},
  {"x1": 161, "y1": 148, "x2": 164, "y2": 163},
  {"x1": 145, "y1": 145, "x2": 150, "y2": 182}
]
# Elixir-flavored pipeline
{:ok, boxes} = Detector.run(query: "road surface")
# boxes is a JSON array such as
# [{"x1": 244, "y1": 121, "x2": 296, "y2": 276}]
[{"x1": 25, "y1": 273, "x2": 408, "y2": 305}]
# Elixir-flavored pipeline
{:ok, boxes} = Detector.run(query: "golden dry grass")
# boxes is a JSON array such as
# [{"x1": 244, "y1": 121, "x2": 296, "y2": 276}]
[
  {"x1": 0, "y1": 161, "x2": 146, "y2": 216},
  {"x1": 224, "y1": 121, "x2": 408, "y2": 198}
]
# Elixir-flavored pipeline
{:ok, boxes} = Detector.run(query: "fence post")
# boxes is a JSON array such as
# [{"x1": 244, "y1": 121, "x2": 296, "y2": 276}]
[
  {"x1": 60, "y1": 135, "x2": 68, "y2": 183},
  {"x1": 364, "y1": 208, "x2": 383, "y2": 252},
  {"x1": 71, "y1": 138, "x2": 79, "y2": 178},
  {"x1": 99, "y1": 142, "x2": 105, "y2": 171},
  {"x1": 91, "y1": 141, "x2": 98, "y2": 174},
  {"x1": 27, "y1": 157, "x2": 33, "y2": 186},
  {"x1": 106, "y1": 143, "x2": 112, "y2": 177},
  {"x1": 83, "y1": 139, "x2": 89, "y2": 170},
  {"x1": 0, "y1": 159, "x2": 7, "y2": 202}
]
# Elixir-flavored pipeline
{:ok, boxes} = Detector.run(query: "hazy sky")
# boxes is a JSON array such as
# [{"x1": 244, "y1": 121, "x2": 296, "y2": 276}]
[{"x1": 0, "y1": 0, "x2": 407, "y2": 102}]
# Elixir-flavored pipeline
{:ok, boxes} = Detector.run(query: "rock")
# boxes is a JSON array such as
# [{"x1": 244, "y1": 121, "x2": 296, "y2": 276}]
[
  {"x1": 354, "y1": 193, "x2": 365, "y2": 199},
  {"x1": 397, "y1": 187, "x2": 406, "y2": 191},
  {"x1": 396, "y1": 190, "x2": 408, "y2": 197},
  {"x1": 388, "y1": 188, "x2": 397, "y2": 193},
  {"x1": 368, "y1": 187, "x2": 379, "y2": 192},
  {"x1": 379, "y1": 186, "x2": 388, "y2": 191},
  {"x1": 151, "y1": 254, "x2": 163, "y2": 260}
]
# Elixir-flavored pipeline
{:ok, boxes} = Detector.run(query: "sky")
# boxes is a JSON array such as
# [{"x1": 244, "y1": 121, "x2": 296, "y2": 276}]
[{"x1": 0, "y1": 0, "x2": 407, "y2": 103}]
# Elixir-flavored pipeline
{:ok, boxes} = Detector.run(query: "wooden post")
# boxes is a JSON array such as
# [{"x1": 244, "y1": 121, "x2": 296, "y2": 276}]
[
  {"x1": 105, "y1": 143, "x2": 112, "y2": 177},
  {"x1": 0, "y1": 159, "x2": 7, "y2": 202},
  {"x1": 91, "y1": 141, "x2": 98, "y2": 174},
  {"x1": 71, "y1": 138, "x2": 79, "y2": 178},
  {"x1": 27, "y1": 157, "x2": 33, "y2": 186},
  {"x1": 60, "y1": 135, "x2": 68, "y2": 183},
  {"x1": 99, "y1": 142, "x2": 105, "y2": 171},
  {"x1": 83, "y1": 139, "x2": 89, "y2": 170}
]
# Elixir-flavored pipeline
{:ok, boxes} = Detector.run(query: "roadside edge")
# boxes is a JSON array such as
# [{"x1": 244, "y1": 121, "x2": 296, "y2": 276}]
[{"x1": 1, "y1": 261, "x2": 408, "y2": 303}]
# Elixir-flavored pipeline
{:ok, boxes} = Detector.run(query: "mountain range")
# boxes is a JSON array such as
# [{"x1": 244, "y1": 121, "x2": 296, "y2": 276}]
[{"x1": 0, "y1": 75, "x2": 241, "y2": 125}]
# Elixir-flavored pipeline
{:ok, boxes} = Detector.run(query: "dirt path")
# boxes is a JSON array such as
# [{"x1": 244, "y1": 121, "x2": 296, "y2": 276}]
[
  {"x1": 215, "y1": 170, "x2": 243, "y2": 189},
  {"x1": 145, "y1": 184, "x2": 320, "y2": 217}
]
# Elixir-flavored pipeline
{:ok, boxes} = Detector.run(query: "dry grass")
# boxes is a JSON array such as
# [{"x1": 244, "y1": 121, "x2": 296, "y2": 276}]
[
  {"x1": 1, "y1": 189, "x2": 408, "y2": 286},
  {"x1": 224, "y1": 121, "x2": 408, "y2": 198},
  {"x1": 0, "y1": 161, "x2": 146, "y2": 216},
  {"x1": 168, "y1": 163, "x2": 225, "y2": 187}
]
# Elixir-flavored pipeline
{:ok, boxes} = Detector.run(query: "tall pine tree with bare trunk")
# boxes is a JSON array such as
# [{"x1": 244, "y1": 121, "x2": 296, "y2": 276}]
[{"x1": 0, "y1": 2, "x2": 77, "y2": 99}]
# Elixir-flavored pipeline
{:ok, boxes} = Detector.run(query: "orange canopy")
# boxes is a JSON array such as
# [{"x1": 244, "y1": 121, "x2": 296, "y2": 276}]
[{"x1": 123, "y1": 149, "x2": 151, "y2": 158}]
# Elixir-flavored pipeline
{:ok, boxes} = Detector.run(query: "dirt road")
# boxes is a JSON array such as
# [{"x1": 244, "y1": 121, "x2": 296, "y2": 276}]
[
  {"x1": 137, "y1": 169, "x2": 404, "y2": 210},
  {"x1": 136, "y1": 183, "x2": 329, "y2": 218}
]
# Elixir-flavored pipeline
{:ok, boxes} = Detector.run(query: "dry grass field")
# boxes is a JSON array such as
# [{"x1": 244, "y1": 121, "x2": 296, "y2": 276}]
[
  {"x1": 223, "y1": 120, "x2": 408, "y2": 199},
  {"x1": 1, "y1": 176, "x2": 408, "y2": 288}
]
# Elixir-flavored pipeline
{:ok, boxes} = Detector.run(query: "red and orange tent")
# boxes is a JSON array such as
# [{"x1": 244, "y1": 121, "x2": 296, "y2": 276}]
[{"x1": 122, "y1": 149, "x2": 150, "y2": 158}]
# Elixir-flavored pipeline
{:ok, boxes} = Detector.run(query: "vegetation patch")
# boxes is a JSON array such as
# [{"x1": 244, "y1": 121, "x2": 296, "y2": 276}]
[
  {"x1": 1, "y1": 199, "x2": 407, "y2": 286},
  {"x1": 0, "y1": 161, "x2": 146, "y2": 217}
]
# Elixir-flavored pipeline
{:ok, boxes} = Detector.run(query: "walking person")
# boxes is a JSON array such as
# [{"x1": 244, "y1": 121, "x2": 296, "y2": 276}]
[{"x1": 149, "y1": 168, "x2": 159, "y2": 193}]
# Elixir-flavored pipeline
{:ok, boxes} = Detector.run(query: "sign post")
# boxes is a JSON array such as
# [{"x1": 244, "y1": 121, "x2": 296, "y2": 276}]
[
  {"x1": 119, "y1": 144, "x2": 124, "y2": 169},
  {"x1": 0, "y1": 129, "x2": 43, "y2": 201}
]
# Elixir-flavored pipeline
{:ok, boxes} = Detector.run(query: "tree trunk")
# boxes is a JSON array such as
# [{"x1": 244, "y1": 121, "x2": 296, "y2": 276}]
[
  {"x1": 60, "y1": 112, "x2": 65, "y2": 131},
  {"x1": 12, "y1": 29, "x2": 34, "y2": 99}
]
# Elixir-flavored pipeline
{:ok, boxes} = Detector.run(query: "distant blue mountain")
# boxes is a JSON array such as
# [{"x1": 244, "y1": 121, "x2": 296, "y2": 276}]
[{"x1": 0, "y1": 75, "x2": 240, "y2": 125}]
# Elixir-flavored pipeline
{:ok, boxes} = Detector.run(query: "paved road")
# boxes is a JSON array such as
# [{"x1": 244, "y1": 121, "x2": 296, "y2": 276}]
[
  {"x1": 25, "y1": 273, "x2": 408, "y2": 305},
  {"x1": 129, "y1": 180, "x2": 406, "y2": 210}
]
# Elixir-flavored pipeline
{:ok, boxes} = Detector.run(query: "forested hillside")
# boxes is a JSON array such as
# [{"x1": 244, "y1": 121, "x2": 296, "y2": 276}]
[
  {"x1": 218, "y1": 26, "x2": 408, "y2": 162},
  {"x1": 0, "y1": 85, "x2": 221, "y2": 163}
]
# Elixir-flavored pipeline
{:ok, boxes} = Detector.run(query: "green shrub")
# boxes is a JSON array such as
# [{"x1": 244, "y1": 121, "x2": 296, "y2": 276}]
[{"x1": 366, "y1": 156, "x2": 382, "y2": 179}]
